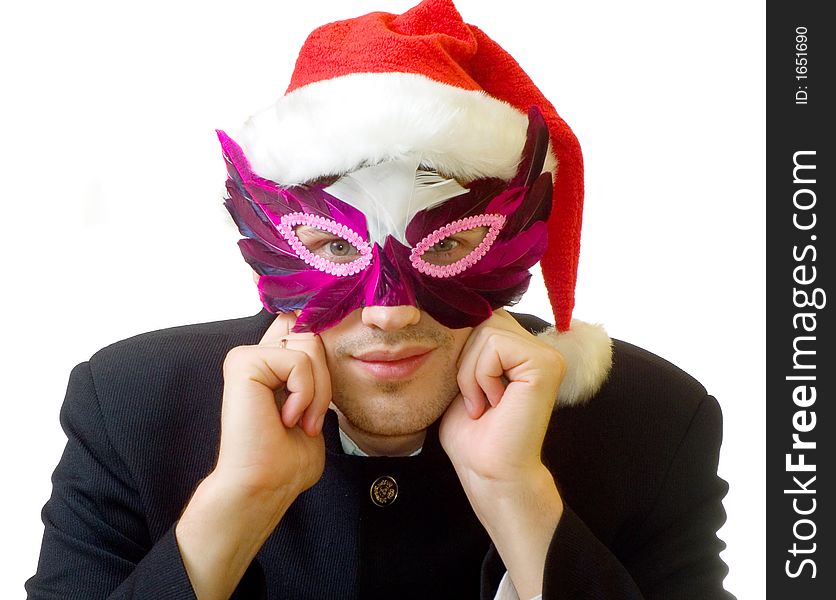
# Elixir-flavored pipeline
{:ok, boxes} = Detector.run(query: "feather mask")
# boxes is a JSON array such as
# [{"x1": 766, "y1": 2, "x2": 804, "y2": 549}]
[{"x1": 219, "y1": 107, "x2": 553, "y2": 333}]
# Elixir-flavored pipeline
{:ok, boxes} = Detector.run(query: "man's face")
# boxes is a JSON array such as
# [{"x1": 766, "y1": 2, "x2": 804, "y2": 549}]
[
  {"x1": 220, "y1": 119, "x2": 551, "y2": 335},
  {"x1": 318, "y1": 306, "x2": 471, "y2": 437}
]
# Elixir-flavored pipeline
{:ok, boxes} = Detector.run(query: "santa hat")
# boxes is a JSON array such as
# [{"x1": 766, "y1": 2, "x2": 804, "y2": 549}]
[{"x1": 234, "y1": 0, "x2": 611, "y2": 404}]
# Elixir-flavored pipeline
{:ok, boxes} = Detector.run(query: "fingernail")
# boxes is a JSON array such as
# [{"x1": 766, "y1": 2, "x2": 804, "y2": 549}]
[{"x1": 462, "y1": 396, "x2": 474, "y2": 416}]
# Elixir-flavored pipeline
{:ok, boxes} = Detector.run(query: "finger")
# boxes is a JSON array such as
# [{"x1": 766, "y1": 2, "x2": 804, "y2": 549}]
[
  {"x1": 463, "y1": 326, "x2": 531, "y2": 410},
  {"x1": 460, "y1": 392, "x2": 486, "y2": 420},
  {"x1": 222, "y1": 345, "x2": 313, "y2": 419},
  {"x1": 260, "y1": 316, "x2": 331, "y2": 435},
  {"x1": 456, "y1": 329, "x2": 490, "y2": 417},
  {"x1": 486, "y1": 308, "x2": 530, "y2": 336},
  {"x1": 219, "y1": 346, "x2": 311, "y2": 455},
  {"x1": 491, "y1": 307, "x2": 514, "y2": 321},
  {"x1": 259, "y1": 312, "x2": 298, "y2": 346},
  {"x1": 456, "y1": 319, "x2": 482, "y2": 371},
  {"x1": 454, "y1": 309, "x2": 518, "y2": 369},
  {"x1": 279, "y1": 349, "x2": 316, "y2": 429},
  {"x1": 223, "y1": 345, "x2": 291, "y2": 393},
  {"x1": 261, "y1": 332, "x2": 332, "y2": 436},
  {"x1": 474, "y1": 339, "x2": 508, "y2": 408},
  {"x1": 289, "y1": 335, "x2": 332, "y2": 436},
  {"x1": 443, "y1": 393, "x2": 476, "y2": 425}
]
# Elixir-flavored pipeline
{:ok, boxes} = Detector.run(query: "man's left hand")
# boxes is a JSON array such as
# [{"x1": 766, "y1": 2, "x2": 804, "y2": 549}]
[{"x1": 439, "y1": 309, "x2": 566, "y2": 599}]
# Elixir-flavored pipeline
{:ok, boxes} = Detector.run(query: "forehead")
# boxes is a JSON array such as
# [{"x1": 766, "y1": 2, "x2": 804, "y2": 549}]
[{"x1": 323, "y1": 158, "x2": 469, "y2": 245}]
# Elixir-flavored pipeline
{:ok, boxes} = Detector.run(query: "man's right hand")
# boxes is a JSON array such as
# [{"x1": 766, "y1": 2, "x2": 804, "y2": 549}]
[
  {"x1": 215, "y1": 311, "x2": 329, "y2": 499},
  {"x1": 175, "y1": 312, "x2": 330, "y2": 600}
]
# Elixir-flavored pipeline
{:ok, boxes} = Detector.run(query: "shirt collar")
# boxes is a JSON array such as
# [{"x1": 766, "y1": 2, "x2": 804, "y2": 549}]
[{"x1": 338, "y1": 426, "x2": 423, "y2": 457}]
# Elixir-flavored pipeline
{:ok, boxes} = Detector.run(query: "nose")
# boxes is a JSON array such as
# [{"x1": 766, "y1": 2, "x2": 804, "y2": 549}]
[{"x1": 361, "y1": 305, "x2": 421, "y2": 331}]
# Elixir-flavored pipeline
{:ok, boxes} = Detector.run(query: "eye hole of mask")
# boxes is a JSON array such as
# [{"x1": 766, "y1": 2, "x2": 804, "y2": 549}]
[
  {"x1": 410, "y1": 214, "x2": 506, "y2": 278},
  {"x1": 277, "y1": 212, "x2": 373, "y2": 276}
]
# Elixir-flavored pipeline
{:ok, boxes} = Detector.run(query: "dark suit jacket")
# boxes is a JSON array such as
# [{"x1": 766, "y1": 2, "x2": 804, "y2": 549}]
[{"x1": 26, "y1": 311, "x2": 734, "y2": 599}]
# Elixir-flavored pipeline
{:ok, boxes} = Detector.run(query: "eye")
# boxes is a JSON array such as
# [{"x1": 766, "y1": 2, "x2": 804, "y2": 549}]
[
  {"x1": 277, "y1": 213, "x2": 373, "y2": 276},
  {"x1": 293, "y1": 226, "x2": 363, "y2": 263},
  {"x1": 422, "y1": 231, "x2": 487, "y2": 265},
  {"x1": 427, "y1": 238, "x2": 460, "y2": 253},
  {"x1": 326, "y1": 239, "x2": 357, "y2": 258},
  {"x1": 410, "y1": 214, "x2": 506, "y2": 278}
]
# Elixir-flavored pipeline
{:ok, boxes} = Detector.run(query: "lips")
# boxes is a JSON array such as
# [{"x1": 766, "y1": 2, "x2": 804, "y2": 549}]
[{"x1": 352, "y1": 347, "x2": 434, "y2": 380}]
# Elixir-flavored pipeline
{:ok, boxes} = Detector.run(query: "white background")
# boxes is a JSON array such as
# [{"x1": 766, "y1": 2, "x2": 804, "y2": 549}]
[{"x1": 1, "y1": 0, "x2": 763, "y2": 596}]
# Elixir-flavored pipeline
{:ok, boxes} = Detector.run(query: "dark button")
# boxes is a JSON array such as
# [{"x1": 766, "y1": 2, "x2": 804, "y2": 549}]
[{"x1": 370, "y1": 475, "x2": 398, "y2": 507}]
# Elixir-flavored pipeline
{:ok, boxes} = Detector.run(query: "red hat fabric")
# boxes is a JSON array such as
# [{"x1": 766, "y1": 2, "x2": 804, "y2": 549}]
[{"x1": 233, "y1": 0, "x2": 612, "y2": 403}]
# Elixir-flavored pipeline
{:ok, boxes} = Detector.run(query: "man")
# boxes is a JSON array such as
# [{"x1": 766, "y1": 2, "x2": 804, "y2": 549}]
[{"x1": 26, "y1": 1, "x2": 733, "y2": 598}]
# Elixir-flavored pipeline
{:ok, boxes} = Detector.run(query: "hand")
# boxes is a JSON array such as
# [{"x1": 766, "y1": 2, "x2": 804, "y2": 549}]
[
  {"x1": 439, "y1": 309, "x2": 566, "y2": 599},
  {"x1": 214, "y1": 311, "x2": 329, "y2": 500},
  {"x1": 439, "y1": 309, "x2": 564, "y2": 485},
  {"x1": 176, "y1": 312, "x2": 331, "y2": 600}
]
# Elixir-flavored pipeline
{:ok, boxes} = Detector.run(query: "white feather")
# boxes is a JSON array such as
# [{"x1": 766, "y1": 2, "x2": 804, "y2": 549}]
[{"x1": 324, "y1": 158, "x2": 469, "y2": 245}]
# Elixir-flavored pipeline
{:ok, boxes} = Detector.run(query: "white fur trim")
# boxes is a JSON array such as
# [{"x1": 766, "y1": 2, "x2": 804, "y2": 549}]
[
  {"x1": 537, "y1": 319, "x2": 613, "y2": 407},
  {"x1": 236, "y1": 72, "x2": 557, "y2": 186}
]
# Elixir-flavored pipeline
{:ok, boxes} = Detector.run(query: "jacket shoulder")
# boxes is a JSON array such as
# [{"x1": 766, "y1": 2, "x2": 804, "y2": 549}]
[
  {"x1": 67, "y1": 311, "x2": 276, "y2": 520},
  {"x1": 560, "y1": 338, "x2": 715, "y2": 459},
  {"x1": 84, "y1": 309, "x2": 274, "y2": 424},
  {"x1": 88, "y1": 311, "x2": 273, "y2": 373},
  {"x1": 605, "y1": 338, "x2": 709, "y2": 409},
  {"x1": 544, "y1": 338, "x2": 722, "y2": 542},
  {"x1": 512, "y1": 311, "x2": 709, "y2": 416}
]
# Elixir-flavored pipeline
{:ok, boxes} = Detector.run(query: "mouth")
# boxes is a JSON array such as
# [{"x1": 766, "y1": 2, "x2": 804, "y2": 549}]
[{"x1": 352, "y1": 347, "x2": 435, "y2": 380}]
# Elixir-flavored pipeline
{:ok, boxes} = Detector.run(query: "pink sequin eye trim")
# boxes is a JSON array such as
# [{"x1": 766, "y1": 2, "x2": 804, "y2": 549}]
[
  {"x1": 277, "y1": 212, "x2": 373, "y2": 276},
  {"x1": 409, "y1": 214, "x2": 506, "y2": 278}
]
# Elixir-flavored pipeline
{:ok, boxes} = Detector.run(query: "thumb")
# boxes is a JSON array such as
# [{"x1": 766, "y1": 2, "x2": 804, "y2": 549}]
[{"x1": 442, "y1": 393, "x2": 480, "y2": 429}]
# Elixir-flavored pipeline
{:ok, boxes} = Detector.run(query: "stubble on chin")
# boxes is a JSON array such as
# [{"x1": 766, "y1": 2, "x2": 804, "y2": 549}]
[{"x1": 326, "y1": 326, "x2": 463, "y2": 437}]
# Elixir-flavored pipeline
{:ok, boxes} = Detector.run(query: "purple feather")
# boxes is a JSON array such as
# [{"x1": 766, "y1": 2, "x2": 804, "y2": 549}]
[
  {"x1": 220, "y1": 130, "x2": 369, "y2": 238},
  {"x1": 259, "y1": 270, "x2": 335, "y2": 298},
  {"x1": 388, "y1": 246, "x2": 493, "y2": 328},
  {"x1": 258, "y1": 278, "x2": 316, "y2": 313},
  {"x1": 509, "y1": 106, "x2": 551, "y2": 189},
  {"x1": 467, "y1": 222, "x2": 548, "y2": 275},
  {"x1": 404, "y1": 178, "x2": 506, "y2": 246},
  {"x1": 237, "y1": 239, "x2": 307, "y2": 276},
  {"x1": 377, "y1": 241, "x2": 418, "y2": 307},
  {"x1": 224, "y1": 183, "x2": 292, "y2": 253},
  {"x1": 458, "y1": 268, "x2": 532, "y2": 291},
  {"x1": 291, "y1": 268, "x2": 373, "y2": 332},
  {"x1": 318, "y1": 192, "x2": 369, "y2": 239},
  {"x1": 458, "y1": 271, "x2": 533, "y2": 309},
  {"x1": 494, "y1": 172, "x2": 552, "y2": 240},
  {"x1": 415, "y1": 277, "x2": 494, "y2": 328}
]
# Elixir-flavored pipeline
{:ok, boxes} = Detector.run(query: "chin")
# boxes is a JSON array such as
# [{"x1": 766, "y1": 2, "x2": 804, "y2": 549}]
[{"x1": 333, "y1": 383, "x2": 458, "y2": 437}]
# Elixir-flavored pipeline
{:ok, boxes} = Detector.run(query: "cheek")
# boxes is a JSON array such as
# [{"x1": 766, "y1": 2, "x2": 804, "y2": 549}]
[
  {"x1": 315, "y1": 309, "x2": 365, "y2": 373},
  {"x1": 449, "y1": 327, "x2": 473, "y2": 360}
]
